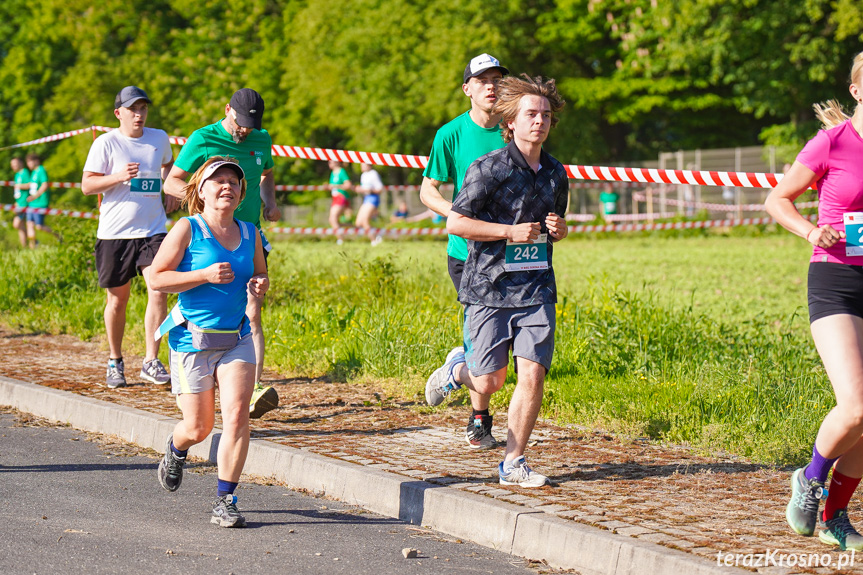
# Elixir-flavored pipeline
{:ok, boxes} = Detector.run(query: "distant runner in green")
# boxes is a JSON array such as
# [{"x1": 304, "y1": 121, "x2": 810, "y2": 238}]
[
  {"x1": 24, "y1": 153, "x2": 59, "y2": 248},
  {"x1": 10, "y1": 156, "x2": 30, "y2": 248}
]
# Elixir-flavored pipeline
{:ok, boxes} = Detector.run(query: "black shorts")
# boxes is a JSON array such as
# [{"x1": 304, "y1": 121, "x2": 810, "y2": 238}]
[
  {"x1": 808, "y1": 262, "x2": 863, "y2": 323},
  {"x1": 95, "y1": 234, "x2": 166, "y2": 289},
  {"x1": 447, "y1": 256, "x2": 464, "y2": 294}
]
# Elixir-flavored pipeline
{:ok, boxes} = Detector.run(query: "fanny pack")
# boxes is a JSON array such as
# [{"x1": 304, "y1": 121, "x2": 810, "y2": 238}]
[
  {"x1": 187, "y1": 321, "x2": 240, "y2": 351},
  {"x1": 157, "y1": 304, "x2": 245, "y2": 351}
]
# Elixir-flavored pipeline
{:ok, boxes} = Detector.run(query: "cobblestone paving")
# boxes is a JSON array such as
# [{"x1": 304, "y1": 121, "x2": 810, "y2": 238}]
[{"x1": 3, "y1": 327, "x2": 863, "y2": 574}]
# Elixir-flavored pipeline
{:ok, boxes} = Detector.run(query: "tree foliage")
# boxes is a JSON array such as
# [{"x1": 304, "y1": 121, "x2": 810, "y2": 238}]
[{"x1": 0, "y1": 0, "x2": 861, "y2": 206}]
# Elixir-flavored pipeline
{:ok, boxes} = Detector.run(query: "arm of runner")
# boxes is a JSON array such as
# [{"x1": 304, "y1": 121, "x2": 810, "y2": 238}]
[
  {"x1": 260, "y1": 168, "x2": 281, "y2": 222},
  {"x1": 764, "y1": 161, "x2": 839, "y2": 246},
  {"x1": 163, "y1": 165, "x2": 191, "y2": 200},
  {"x1": 149, "y1": 219, "x2": 233, "y2": 293},
  {"x1": 27, "y1": 185, "x2": 49, "y2": 203},
  {"x1": 81, "y1": 163, "x2": 141, "y2": 196},
  {"x1": 419, "y1": 177, "x2": 452, "y2": 217},
  {"x1": 448, "y1": 211, "x2": 540, "y2": 242},
  {"x1": 546, "y1": 212, "x2": 568, "y2": 242},
  {"x1": 160, "y1": 159, "x2": 180, "y2": 213},
  {"x1": 247, "y1": 232, "x2": 269, "y2": 299}
]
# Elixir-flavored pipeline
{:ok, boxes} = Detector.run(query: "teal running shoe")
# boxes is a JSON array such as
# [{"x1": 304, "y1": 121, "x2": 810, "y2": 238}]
[
  {"x1": 786, "y1": 467, "x2": 827, "y2": 536},
  {"x1": 819, "y1": 509, "x2": 863, "y2": 551}
]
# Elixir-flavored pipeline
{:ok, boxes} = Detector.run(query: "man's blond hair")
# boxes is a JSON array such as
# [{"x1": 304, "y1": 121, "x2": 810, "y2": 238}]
[{"x1": 492, "y1": 74, "x2": 565, "y2": 143}]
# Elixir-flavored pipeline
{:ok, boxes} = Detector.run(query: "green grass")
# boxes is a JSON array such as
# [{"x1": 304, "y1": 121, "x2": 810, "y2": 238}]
[{"x1": 0, "y1": 217, "x2": 830, "y2": 464}]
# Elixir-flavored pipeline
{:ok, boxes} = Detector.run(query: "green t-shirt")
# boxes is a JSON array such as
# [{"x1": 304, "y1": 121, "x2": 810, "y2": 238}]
[
  {"x1": 600, "y1": 191, "x2": 619, "y2": 215},
  {"x1": 423, "y1": 111, "x2": 505, "y2": 261},
  {"x1": 13, "y1": 168, "x2": 30, "y2": 207},
  {"x1": 174, "y1": 121, "x2": 275, "y2": 227},
  {"x1": 28, "y1": 165, "x2": 49, "y2": 208},
  {"x1": 329, "y1": 168, "x2": 350, "y2": 199}
]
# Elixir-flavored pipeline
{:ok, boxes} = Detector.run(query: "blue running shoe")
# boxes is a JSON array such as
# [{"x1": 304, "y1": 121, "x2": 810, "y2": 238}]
[{"x1": 425, "y1": 347, "x2": 465, "y2": 406}]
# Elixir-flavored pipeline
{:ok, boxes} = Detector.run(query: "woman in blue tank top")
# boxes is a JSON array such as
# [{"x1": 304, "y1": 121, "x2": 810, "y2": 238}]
[{"x1": 149, "y1": 157, "x2": 269, "y2": 528}]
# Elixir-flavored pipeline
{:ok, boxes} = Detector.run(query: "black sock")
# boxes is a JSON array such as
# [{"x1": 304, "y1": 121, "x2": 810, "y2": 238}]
[{"x1": 471, "y1": 409, "x2": 490, "y2": 418}]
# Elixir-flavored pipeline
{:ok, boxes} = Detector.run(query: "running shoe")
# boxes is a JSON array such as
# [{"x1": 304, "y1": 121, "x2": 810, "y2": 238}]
[
  {"x1": 499, "y1": 455, "x2": 549, "y2": 488},
  {"x1": 140, "y1": 358, "x2": 170, "y2": 385},
  {"x1": 820, "y1": 509, "x2": 863, "y2": 551},
  {"x1": 786, "y1": 467, "x2": 828, "y2": 536},
  {"x1": 466, "y1": 414, "x2": 497, "y2": 449},
  {"x1": 106, "y1": 359, "x2": 126, "y2": 389},
  {"x1": 157, "y1": 434, "x2": 186, "y2": 492},
  {"x1": 249, "y1": 383, "x2": 279, "y2": 419},
  {"x1": 425, "y1": 347, "x2": 465, "y2": 406},
  {"x1": 211, "y1": 494, "x2": 247, "y2": 528}
]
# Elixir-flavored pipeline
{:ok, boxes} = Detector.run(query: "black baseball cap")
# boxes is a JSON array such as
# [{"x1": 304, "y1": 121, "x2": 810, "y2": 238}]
[
  {"x1": 463, "y1": 54, "x2": 509, "y2": 84},
  {"x1": 114, "y1": 86, "x2": 151, "y2": 109},
  {"x1": 229, "y1": 88, "x2": 265, "y2": 130}
]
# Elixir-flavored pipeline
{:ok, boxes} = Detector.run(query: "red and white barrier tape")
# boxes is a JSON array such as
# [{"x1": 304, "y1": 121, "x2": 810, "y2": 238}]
[
  {"x1": 604, "y1": 212, "x2": 680, "y2": 222},
  {"x1": 0, "y1": 127, "x2": 97, "y2": 151},
  {"x1": 267, "y1": 226, "x2": 447, "y2": 237},
  {"x1": 565, "y1": 214, "x2": 599, "y2": 222},
  {"x1": 4, "y1": 125, "x2": 794, "y2": 190},
  {"x1": 266, "y1": 216, "x2": 807, "y2": 237},
  {"x1": 1, "y1": 204, "x2": 99, "y2": 219},
  {"x1": 631, "y1": 191, "x2": 819, "y2": 212},
  {"x1": 0, "y1": 180, "x2": 81, "y2": 189}
]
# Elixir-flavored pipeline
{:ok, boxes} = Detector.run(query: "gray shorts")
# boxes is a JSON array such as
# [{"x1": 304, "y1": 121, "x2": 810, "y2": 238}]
[
  {"x1": 463, "y1": 304, "x2": 556, "y2": 376},
  {"x1": 170, "y1": 332, "x2": 256, "y2": 395}
]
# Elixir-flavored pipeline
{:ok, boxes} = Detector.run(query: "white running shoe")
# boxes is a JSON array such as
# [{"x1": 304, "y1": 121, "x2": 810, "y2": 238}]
[{"x1": 499, "y1": 455, "x2": 549, "y2": 488}]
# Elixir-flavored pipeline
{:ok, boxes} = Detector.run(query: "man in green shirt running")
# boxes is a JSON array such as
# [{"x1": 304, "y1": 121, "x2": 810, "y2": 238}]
[
  {"x1": 420, "y1": 53, "x2": 509, "y2": 449},
  {"x1": 327, "y1": 160, "x2": 353, "y2": 243},
  {"x1": 164, "y1": 88, "x2": 281, "y2": 419},
  {"x1": 24, "y1": 153, "x2": 59, "y2": 248},
  {"x1": 10, "y1": 156, "x2": 30, "y2": 248}
]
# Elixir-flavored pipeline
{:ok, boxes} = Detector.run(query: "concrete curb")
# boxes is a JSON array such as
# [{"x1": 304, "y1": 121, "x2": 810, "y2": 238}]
[{"x1": 0, "y1": 376, "x2": 744, "y2": 575}]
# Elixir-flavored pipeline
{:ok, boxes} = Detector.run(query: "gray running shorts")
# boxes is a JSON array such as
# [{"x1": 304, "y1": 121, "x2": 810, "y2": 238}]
[
  {"x1": 463, "y1": 303, "x2": 555, "y2": 376},
  {"x1": 170, "y1": 332, "x2": 256, "y2": 395}
]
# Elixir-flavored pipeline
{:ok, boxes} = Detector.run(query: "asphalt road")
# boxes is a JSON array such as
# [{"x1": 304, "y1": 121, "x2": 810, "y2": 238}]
[{"x1": 0, "y1": 410, "x2": 554, "y2": 575}]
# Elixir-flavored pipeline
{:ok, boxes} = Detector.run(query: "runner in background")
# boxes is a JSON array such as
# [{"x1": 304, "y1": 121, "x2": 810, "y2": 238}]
[
  {"x1": 164, "y1": 88, "x2": 280, "y2": 419},
  {"x1": 419, "y1": 53, "x2": 509, "y2": 449},
  {"x1": 151, "y1": 157, "x2": 268, "y2": 528},
  {"x1": 327, "y1": 160, "x2": 352, "y2": 243},
  {"x1": 390, "y1": 200, "x2": 409, "y2": 222},
  {"x1": 24, "y1": 153, "x2": 60, "y2": 248},
  {"x1": 10, "y1": 157, "x2": 30, "y2": 248},
  {"x1": 428, "y1": 74, "x2": 568, "y2": 486},
  {"x1": 766, "y1": 51, "x2": 863, "y2": 551},
  {"x1": 355, "y1": 163, "x2": 384, "y2": 245},
  {"x1": 82, "y1": 86, "x2": 174, "y2": 389}
]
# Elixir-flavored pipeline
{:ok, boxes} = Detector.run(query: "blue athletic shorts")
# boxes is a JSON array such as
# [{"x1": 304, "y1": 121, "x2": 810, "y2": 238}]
[{"x1": 26, "y1": 212, "x2": 45, "y2": 225}]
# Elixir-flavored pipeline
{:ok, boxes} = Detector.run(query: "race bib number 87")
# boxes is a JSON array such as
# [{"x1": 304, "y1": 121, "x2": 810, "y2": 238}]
[
  {"x1": 130, "y1": 178, "x2": 161, "y2": 198},
  {"x1": 505, "y1": 233, "x2": 548, "y2": 272}
]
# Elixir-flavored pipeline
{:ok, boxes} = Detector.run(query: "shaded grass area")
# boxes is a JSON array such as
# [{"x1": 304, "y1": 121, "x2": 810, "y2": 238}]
[{"x1": 0, "y1": 218, "x2": 829, "y2": 463}]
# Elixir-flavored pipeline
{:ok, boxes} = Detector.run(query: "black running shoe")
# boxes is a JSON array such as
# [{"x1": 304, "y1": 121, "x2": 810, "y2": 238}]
[
  {"x1": 211, "y1": 494, "x2": 247, "y2": 528},
  {"x1": 157, "y1": 434, "x2": 186, "y2": 492},
  {"x1": 465, "y1": 414, "x2": 497, "y2": 449}
]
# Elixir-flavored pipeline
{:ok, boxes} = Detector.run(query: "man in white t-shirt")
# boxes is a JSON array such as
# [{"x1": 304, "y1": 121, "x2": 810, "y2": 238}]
[
  {"x1": 82, "y1": 86, "x2": 175, "y2": 389},
  {"x1": 355, "y1": 163, "x2": 384, "y2": 245}
]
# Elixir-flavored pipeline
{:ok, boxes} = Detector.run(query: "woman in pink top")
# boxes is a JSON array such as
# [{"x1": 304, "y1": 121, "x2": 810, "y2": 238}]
[{"x1": 766, "y1": 51, "x2": 863, "y2": 551}]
